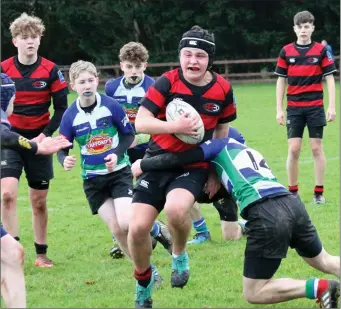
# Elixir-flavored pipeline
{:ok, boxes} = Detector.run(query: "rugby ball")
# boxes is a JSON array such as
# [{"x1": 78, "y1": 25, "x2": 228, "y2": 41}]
[{"x1": 166, "y1": 98, "x2": 205, "y2": 144}]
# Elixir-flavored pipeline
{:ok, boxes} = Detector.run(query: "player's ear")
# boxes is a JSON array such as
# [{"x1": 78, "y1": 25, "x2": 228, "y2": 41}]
[
  {"x1": 12, "y1": 38, "x2": 18, "y2": 47},
  {"x1": 70, "y1": 82, "x2": 75, "y2": 90}
]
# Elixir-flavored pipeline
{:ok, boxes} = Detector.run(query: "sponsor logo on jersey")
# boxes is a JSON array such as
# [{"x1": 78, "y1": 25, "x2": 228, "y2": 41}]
[
  {"x1": 307, "y1": 57, "x2": 318, "y2": 64},
  {"x1": 124, "y1": 108, "x2": 137, "y2": 122},
  {"x1": 203, "y1": 103, "x2": 220, "y2": 113},
  {"x1": 32, "y1": 81, "x2": 47, "y2": 89},
  {"x1": 289, "y1": 58, "x2": 295, "y2": 63},
  {"x1": 326, "y1": 51, "x2": 333, "y2": 61},
  {"x1": 86, "y1": 135, "x2": 112, "y2": 154}
]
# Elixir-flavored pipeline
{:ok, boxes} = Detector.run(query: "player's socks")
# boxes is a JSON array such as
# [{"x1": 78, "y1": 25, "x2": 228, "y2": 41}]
[
  {"x1": 193, "y1": 217, "x2": 208, "y2": 234},
  {"x1": 34, "y1": 242, "x2": 48, "y2": 254},
  {"x1": 150, "y1": 222, "x2": 161, "y2": 238},
  {"x1": 288, "y1": 185, "x2": 298, "y2": 194},
  {"x1": 134, "y1": 266, "x2": 152, "y2": 288},
  {"x1": 314, "y1": 185, "x2": 324, "y2": 197}
]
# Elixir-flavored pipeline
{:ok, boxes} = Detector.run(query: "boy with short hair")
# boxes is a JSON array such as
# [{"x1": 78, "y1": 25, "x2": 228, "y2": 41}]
[
  {"x1": 105, "y1": 42, "x2": 172, "y2": 258},
  {"x1": 275, "y1": 10, "x2": 336, "y2": 204},
  {"x1": 57, "y1": 61, "x2": 163, "y2": 285},
  {"x1": 57, "y1": 60, "x2": 135, "y2": 259},
  {"x1": 1, "y1": 12, "x2": 69, "y2": 267},
  {"x1": 128, "y1": 25, "x2": 237, "y2": 307}
]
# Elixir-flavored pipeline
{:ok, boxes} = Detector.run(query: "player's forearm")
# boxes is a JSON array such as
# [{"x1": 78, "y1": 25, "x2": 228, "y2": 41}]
[
  {"x1": 276, "y1": 77, "x2": 286, "y2": 111},
  {"x1": 113, "y1": 132, "x2": 135, "y2": 158},
  {"x1": 140, "y1": 148, "x2": 205, "y2": 172},
  {"x1": 43, "y1": 96, "x2": 68, "y2": 136},
  {"x1": 57, "y1": 148, "x2": 69, "y2": 166},
  {"x1": 325, "y1": 74, "x2": 336, "y2": 109},
  {"x1": 1, "y1": 124, "x2": 38, "y2": 154},
  {"x1": 135, "y1": 115, "x2": 177, "y2": 134}
]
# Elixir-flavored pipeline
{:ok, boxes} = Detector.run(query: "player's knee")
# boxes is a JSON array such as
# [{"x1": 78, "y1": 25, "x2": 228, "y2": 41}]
[
  {"x1": 31, "y1": 196, "x2": 47, "y2": 213},
  {"x1": 288, "y1": 145, "x2": 301, "y2": 158},
  {"x1": 129, "y1": 221, "x2": 151, "y2": 240},
  {"x1": 243, "y1": 286, "x2": 261, "y2": 304},
  {"x1": 311, "y1": 144, "x2": 323, "y2": 157},
  {"x1": 164, "y1": 203, "x2": 188, "y2": 225},
  {"x1": 1, "y1": 190, "x2": 17, "y2": 208}
]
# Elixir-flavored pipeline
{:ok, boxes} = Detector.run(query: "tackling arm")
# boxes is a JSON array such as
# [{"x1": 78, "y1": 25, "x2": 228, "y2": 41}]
[{"x1": 140, "y1": 148, "x2": 205, "y2": 172}]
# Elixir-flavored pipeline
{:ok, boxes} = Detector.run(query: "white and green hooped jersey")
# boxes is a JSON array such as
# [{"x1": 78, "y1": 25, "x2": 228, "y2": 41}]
[
  {"x1": 59, "y1": 93, "x2": 132, "y2": 179},
  {"x1": 201, "y1": 138, "x2": 287, "y2": 213}
]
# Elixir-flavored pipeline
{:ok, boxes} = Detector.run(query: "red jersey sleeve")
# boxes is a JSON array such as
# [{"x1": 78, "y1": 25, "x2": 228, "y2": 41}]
[
  {"x1": 274, "y1": 48, "x2": 288, "y2": 77},
  {"x1": 140, "y1": 75, "x2": 171, "y2": 116},
  {"x1": 218, "y1": 86, "x2": 237, "y2": 123}
]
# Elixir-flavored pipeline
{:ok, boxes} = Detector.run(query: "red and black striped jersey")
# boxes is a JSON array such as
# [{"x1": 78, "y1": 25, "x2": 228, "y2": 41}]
[
  {"x1": 275, "y1": 42, "x2": 336, "y2": 107},
  {"x1": 1, "y1": 56, "x2": 69, "y2": 136},
  {"x1": 140, "y1": 68, "x2": 237, "y2": 169}
]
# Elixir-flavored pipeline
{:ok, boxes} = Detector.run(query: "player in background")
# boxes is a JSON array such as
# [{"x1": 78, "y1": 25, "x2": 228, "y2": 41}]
[
  {"x1": 188, "y1": 126, "x2": 247, "y2": 244},
  {"x1": 57, "y1": 60, "x2": 162, "y2": 286},
  {"x1": 132, "y1": 137, "x2": 340, "y2": 309},
  {"x1": 275, "y1": 11, "x2": 336, "y2": 204},
  {"x1": 128, "y1": 25, "x2": 236, "y2": 308},
  {"x1": 0, "y1": 73, "x2": 70, "y2": 309},
  {"x1": 1, "y1": 13, "x2": 69, "y2": 268},
  {"x1": 105, "y1": 42, "x2": 172, "y2": 258}
]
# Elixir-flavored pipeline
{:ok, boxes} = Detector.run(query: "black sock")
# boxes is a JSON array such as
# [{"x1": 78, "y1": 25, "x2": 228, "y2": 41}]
[
  {"x1": 34, "y1": 242, "x2": 48, "y2": 255},
  {"x1": 14, "y1": 236, "x2": 20, "y2": 242},
  {"x1": 314, "y1": 185, "x2": 324, "y2": 196},
  {"x1": 134, "y1": 266, "x2": 152, "y2": 288}
]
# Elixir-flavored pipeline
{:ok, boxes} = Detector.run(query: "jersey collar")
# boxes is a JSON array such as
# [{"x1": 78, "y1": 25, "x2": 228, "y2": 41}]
[{"x1": 76, "y1": 92, "x2": 101, "y2": 114}]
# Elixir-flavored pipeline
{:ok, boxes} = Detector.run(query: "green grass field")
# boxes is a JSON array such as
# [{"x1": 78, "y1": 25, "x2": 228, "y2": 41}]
[{"x1": 10, "y1": 83, "x2": 340, "y2": 308}]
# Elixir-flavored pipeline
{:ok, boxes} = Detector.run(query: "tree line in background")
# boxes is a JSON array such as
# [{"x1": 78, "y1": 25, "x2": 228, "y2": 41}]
[{"x1": 1, "y1": 0, "x2": 340, "y2": 75}]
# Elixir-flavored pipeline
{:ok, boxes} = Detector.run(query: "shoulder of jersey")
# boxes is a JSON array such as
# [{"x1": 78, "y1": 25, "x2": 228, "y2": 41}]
[
  {"x1": 1, "y1": 57, "x2": 15, "y2": 69},
  {"x1": 108, "y1": 76, "x2": 123, "y2": 87},
  {"x1": 100, "y1": 93, "x2": 118, "y2": 105},
  {"x1": 312, "y1": 42, "x2": 325, "y2": 52},
  {"x1": 283, "y1": 42, "x2": 295, "y2": 50},
  {"x1": 163, "y1": 68, "x2": 180, "y2": 83},
  {"x1": 144, "y1": 74, "x2": 155, "y2": 85},
  {"x1": 63, "y1": 101, "x2": 78, "y2": 119},
  {"x1": 40, "y1": 57, "x2": 57, "y2": 70}
]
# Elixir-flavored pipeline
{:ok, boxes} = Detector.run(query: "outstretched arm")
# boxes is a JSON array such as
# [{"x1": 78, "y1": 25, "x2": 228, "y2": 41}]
[
  {"x1": 1, "y1": 123, "x2": 71, "y2": 155},
  {"x1": 1, "y1": 123, "x2": 38, "y2": 154}
]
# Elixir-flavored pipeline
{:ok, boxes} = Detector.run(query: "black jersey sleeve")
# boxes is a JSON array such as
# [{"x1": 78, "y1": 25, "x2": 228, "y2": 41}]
[
  {"x1": 140, "y1": 148, "x2": 205, "y2": 172},
  {"x1": 1, "y1": 123, "x2": 38, "y2": 154}
]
